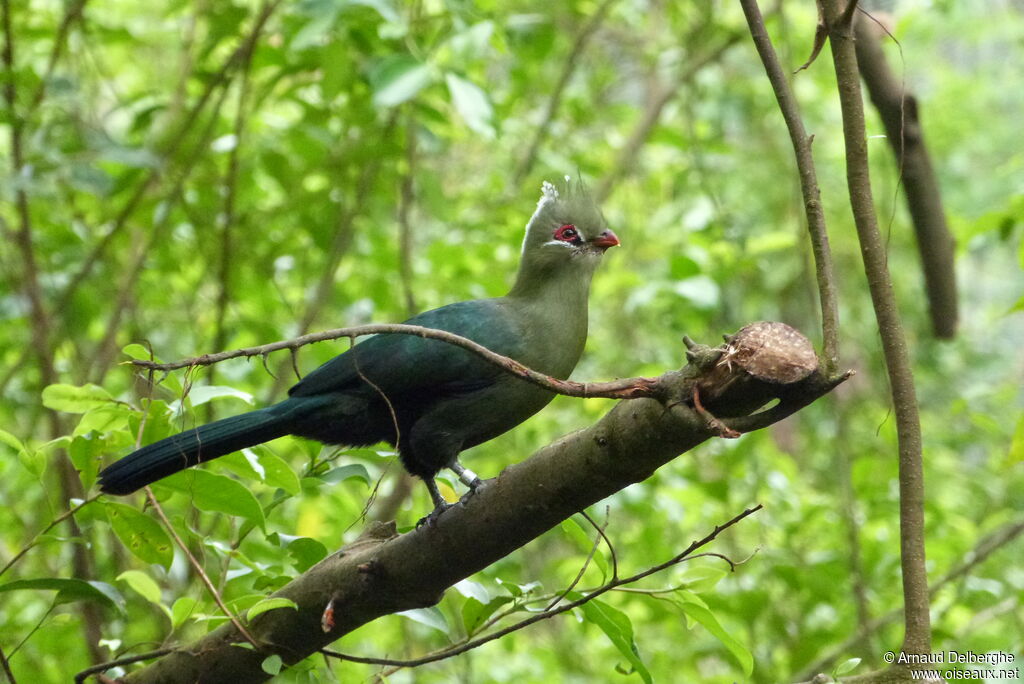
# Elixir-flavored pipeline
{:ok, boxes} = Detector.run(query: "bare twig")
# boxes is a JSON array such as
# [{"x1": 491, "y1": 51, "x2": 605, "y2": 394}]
[
  {"x1": 322, "y1": 505, "x2": 762, "y2": 669},
  {"x1": 0, "y1": 643, "x2": 17, "y2": 684},
  {"x1": 513, "y1": 0, "x2": 618, "y2": 184},
  {"x1": 143, "y1": 487, "x2": 259, "y2": 647},
  {"x1": 596, "y1": 33, "x2": 742, "y2": 202},
  {"x1": 2, "y1": 0, "x2": 103, "y2": 658},
  {"x1": 84, "y1": 82, "x2": 236, "y2": 384},
  {"x1": 74, "y1": 649, "x2": 177, "y2": 684},
  {"x1": 854, "y1": 13, "x2": 957, "y2": 339},
  {"x1": 128, "y1": 323, "x2": 665, "y2": 401},
  {"x1": 580, "y1": 507, "x2": 618, "y2": 580},
  {"x1": 0, "y1": 0, "x2": 284, "y2": 396},
  {"x1": 797, "y1": 517, "x2": 1024, "y2": 679},
  {"x1": 738, "y1": 0, "x2": 840, "y2": 371},
  {"x1": 397, "y1": 110, "x2": 418, "y2": 317},
  {"x1": 0, "y1": 496, "x2": 100, "y2": 579},
  {"x1": 265, "y1": 112, "x2": 399, "y2": 400},
  {"x1": 24, "y1": 0, "x2": 87, "y2": 115},
  {"x1": 544, "y1": 512, "x2": 609, "y2": 612},
  {"x1": 821, "y1": 0, "x2": 930, "y2": 656},
  {"x1": 207, "y1": 5, "x2": 262, "y2": 403}
]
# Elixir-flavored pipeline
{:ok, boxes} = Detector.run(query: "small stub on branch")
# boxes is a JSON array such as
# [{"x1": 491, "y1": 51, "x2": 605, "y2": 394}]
[{"x1": 718, "y1": 321, "x2": 818, "y2": 384}]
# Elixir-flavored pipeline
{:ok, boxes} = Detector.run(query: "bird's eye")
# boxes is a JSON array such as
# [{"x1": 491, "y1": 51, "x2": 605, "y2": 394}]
[{"x1": 554, "y1": 224, "x2": 581, "y2": 244}]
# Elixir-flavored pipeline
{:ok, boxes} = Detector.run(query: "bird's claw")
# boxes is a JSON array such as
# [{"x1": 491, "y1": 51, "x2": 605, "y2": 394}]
[
  {"x1": 459, "y1": 478, "x2": 487, "y2": 505},
  {"x1": 416, "y1": 502, "x2": 454, "y2": 529}
]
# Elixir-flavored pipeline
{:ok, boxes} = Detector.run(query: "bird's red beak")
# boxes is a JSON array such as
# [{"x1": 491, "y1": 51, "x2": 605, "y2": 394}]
[{"x1": 591, "y1": 230, "x2": 620, "y2": 250}]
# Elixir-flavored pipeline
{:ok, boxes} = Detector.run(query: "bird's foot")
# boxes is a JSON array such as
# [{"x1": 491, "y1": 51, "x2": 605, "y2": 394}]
[
  {"x1": 459, "y1": 478, "x2": 487, "y2": 505},
  {"x1": 416, "y1": 501, "x2": 454, "y2": 529}
]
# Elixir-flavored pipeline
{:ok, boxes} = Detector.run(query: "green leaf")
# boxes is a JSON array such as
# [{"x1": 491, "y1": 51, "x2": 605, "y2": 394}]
[
  {"x1": 42, "y1": 383, "x2": 116, "y2": 413},
  {"x1": 116, "y1": 570, "x2": 163, "y2": 604},
  {"x1": 157, "y1": 470, "x2": 266, "y2": 531},
  {"x1": 0, "y1": 428, "x2": 26, "y2": 456},
  {"x1": 105, "y1": 502, "x2": 175, "y2": 569},
  {"x1": 445, "y1": 73, "x2": 494, "y2": 137},
  {"x1": 247, "y1": 597, "x2": 299, "y2": 621},
  {"x1": 678, "y1": 600, "x2": 753, "y2": 676},
  {"x1": 678, "y1": 565, "x2": 729, "y2": 594},
  {"x1": 834, "y1": 657, "x2": 863, "y2": 676},
  {"x1": 453, "y1": 579, "x2": 489, "y2": 604},
  {"x1": 496, "y1": 578, "x2": 541, "y2": 598},
  {"x1": 261, "y1": 654, "x2": 283, "y2": 675},
  {"x1": 561, "y1": 516, "x2": 608, "y2": 577},
  {"x1": 396, "y1": 607, "x2": 449, "y2": 635},
  {"x1": 1008, "y1": 414, "x2": 1024, "y2": 463},
  {"x1": 321, "y1": 463, "x2": 371, "y2": 487},
  {"x1": 121, "y1": 343, "x2": 156, "y2": 361},
  {"x1": 255, "y1": 449, "x2": 301, "y2": 495},
  {"x1": 370, "y1": 55, "x2": 432, "y2": 108},
  {"x1": 0, "y1": 578, "x2": 124, "y2": 613},
  {"x1": 171, "y1": 596, "x2": 199, "y2": 629},
  {"x1": 461, "y1": 595, "x2": 511, "y2": 636},
  {"x1": 74, "y1": 404, "x2": 133, "y2": 436},
  {"x1": 575, "y1": 595, "x2": 652, "y2": 684},
  {"x1": 287, "y1": 537, "x2": 328, "y2": 573}
]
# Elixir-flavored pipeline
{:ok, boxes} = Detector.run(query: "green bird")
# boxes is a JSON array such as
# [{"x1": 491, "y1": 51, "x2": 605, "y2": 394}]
[{"x1": 98, "y1": 179, "x2": 619, "y2": 522}]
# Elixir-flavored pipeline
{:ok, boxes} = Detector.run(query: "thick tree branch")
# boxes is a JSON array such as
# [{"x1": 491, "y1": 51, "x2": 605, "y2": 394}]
[
  {"x1": 854, "y1": 14, "x2": 957, "y2": 339},
  {"x1": 820, "y1": 0, "x2": 931, "y2": 657},
  {"x1": 738, "y1": 0, "x2": 841, "y2": 372},
  {"x1": 106, "y1": 323, "x2": 845, "y2": 683}
]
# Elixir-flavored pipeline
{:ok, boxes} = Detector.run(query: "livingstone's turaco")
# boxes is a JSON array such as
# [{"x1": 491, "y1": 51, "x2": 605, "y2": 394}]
[{"x1": 98, "y1": 178, "x2": 619, "y2": 523}]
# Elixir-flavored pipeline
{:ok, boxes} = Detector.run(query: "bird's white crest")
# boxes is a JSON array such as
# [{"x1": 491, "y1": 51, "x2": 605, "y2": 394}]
[
  {"x1": 523, "y1": 179, "x2": 563, "y2": 254},
  {"x1": 539, "y1": 180, "x2": 560, "y2": 207}
]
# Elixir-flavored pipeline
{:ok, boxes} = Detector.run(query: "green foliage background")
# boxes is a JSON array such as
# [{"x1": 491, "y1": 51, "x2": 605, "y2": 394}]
[{"x1": 1, "y1": 0, "x2": 1022, "y2": 682}]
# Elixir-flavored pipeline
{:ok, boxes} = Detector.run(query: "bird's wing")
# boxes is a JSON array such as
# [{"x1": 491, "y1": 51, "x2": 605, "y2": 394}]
[{"x1": 288, "y1": 299, "x2": 524, "y2": 399}]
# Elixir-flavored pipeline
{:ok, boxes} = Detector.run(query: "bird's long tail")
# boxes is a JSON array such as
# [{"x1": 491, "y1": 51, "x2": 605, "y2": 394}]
[{"x1": 98, "y1": 397, "x2": 322, "y2": 495}]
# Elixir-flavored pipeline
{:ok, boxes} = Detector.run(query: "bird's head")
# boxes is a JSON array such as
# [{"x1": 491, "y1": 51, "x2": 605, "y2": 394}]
[
  {"x1": 520, "y1": 177, "x2": 619, "y2": 266},
  {"x1": 510, "y1": 177, "x2": 619, "y2": 298}
]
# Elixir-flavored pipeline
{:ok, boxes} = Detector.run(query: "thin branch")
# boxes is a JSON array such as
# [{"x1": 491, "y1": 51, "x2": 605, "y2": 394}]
[
  {"x1": 143, "y1": 487, "x2": 259, "y2": 647},
  {"x1": 74, "y1": 649, "x2": 177, "y2": 684},
  {"x1": 25, "y1": 0, "x2": 87, "y2": 115},
  {"x1": 71, "y1": 1, "x2": 276, "y2": 298},
  {"x1": 596, "y1": 32, "x2": 742, "y2": 202},
  {"x1": 821, "y1": 0, "x2": 930, "y2": 655},
  {"x1": 208, "y1": 2, "x2": 262, "y2": 401},
  {"x1": 0, "y1": 0, "x2": 284, "y2": 396},
  {"x1": 0, "y1": 496, "x2": 99, "y2": 579},
  {"x1": 128, "y1": 323, "x2": 665, "y2": 401},
  {"x1": 738, "y1": 0, "x2": 840, "y2": 371},
  {"x1": 797, "y1": 517, "x2": 1024, "y2": 679},
  {"x1": 0, "y1": 643, "x2": 17, "y2": 684},
  {"x1": 84, "y1": 80, "x2": 236, "y2": 384},
  {"x1": 513, "y1": 0, "x2": 618, "y2": 184},
  {"x1": 397, "y1": 110, "x2": 418, "y2": 317},
  {"x1": 544, "y1": 513, "x2": 610, "y2": 612},
  {"x1": 854, "y1": 12, "x2": 957, "y2": 339},
  {"x1": 265, "y1": 112, "x2": 399, "y2": 400},
  {"x1": 322, "y1": 505, "x2": 762, "y2": 668},
  {"x1": 580, "y1": 507, "x2": 618, "y2": 580}
]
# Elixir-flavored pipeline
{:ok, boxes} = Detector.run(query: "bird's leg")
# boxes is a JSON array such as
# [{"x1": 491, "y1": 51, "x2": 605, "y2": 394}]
[
  {"x1": 416, "y1": 477, "x2": 453, "y2": 528},
  {"x1": 449, "y1": 458, "x2": 486, "y2": 506},
  {"x1": 449, "y1": 459, "x2": 483, "y2": 490}
]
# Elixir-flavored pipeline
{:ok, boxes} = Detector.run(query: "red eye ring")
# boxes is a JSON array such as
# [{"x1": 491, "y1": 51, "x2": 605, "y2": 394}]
[{"x1": 554, "y1": 224, "x2": 581, "y2": 243}]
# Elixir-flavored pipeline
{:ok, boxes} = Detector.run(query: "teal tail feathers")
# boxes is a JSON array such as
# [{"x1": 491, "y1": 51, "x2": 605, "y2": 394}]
[{"x1": 98, "y1": 398, "x2": 319, "y2": 495}]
